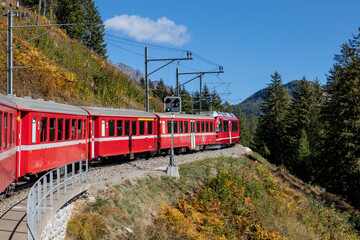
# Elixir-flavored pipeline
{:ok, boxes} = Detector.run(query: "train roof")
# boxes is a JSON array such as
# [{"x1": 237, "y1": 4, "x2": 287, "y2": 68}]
[
  {"x1": 0, "y1": 94, "x2": 18, "y2": 109},
  {"x1": 5, "y1": 95, "x2": 88, "y2": 115},
  {"x1": 154, "y1": 113, "x2": 214, "y2": 120},
  {"x1": 201, "y1": 111, "x2": 237, "y2": 119},
  {"x1": 81, "y1": 106, "x2": 156, "y2": 118}
]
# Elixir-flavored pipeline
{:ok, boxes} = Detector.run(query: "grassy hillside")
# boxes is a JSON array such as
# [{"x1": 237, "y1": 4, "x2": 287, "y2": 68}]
[
  {"x1": 66, "y1": 154, "x2": 359, "y2": 240},
  {"x1": 0, "y1": 2, "x2": 163, "y2": 111},
  {"x1": 233, "y1": 80, "x2": 301, "y2": 116}
]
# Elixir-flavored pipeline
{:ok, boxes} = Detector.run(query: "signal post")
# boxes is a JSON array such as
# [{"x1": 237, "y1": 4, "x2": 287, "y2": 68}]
[{"x1": 164, "y1": 96, "x2": 181, "y2": 178}]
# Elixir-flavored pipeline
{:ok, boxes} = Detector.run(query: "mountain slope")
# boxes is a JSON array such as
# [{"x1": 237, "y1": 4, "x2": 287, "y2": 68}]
[
  {"x1": 0, "y1": 2, "x2": 163, "y2": 111},
  {"x1": 233, "y1": 80, "x2": 301, "y2": 116}
]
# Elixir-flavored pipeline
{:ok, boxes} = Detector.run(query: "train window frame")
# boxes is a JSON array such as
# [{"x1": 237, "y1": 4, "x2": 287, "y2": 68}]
[
  {"x1": 179, "y1": 121, "x2": 183, "y2": 133},
  {"x1": 109, "y1": 120, "x2": 115, "y2": 137},
  {"x1": 139, "y1": 121, "x2": 145, "y2": 135},
  {"x1": 58, "y1": 118, "x2": 63, "y2": 141},
  {"x1": 3, "y1": 113, "x2": 8, "y2": 149},
  {"x1": 65, "y1": 119, "x2": 70, "y2": 140},
  {"x1": 216, "y1": 120, "x2": 222, "y2": 133},
  {"x1": 148, "y1": 121, "x2": 153, "y2": 135},
  {"x1": 196, "y1": 121, "x2": 200, "y2": 133},
  {"x1": 210, "y1": 121, "x2": 213, "y2": 132},
  {"x1": 132, "y1": 120, "x2": 137, "y2": 135},
  {"x1": 206, "y1": 122, "x2": 209, "y2": 132},
  {"x1": 167, "y1": 121, "x2": 171, "y2": 134},
  {"x1": 9, "y1": 114, "x2": 12, "y2": 147},
  {"x1": 49, "y1": 118, "x2": 56, "y2": 141},
  {"x1": 0, "y1": 112, "x2": 2, "y2": 150},
  {"x1": 174, "y1": 121, "x2": 178, "y2": 134},
  {"x1": 223, "y1": 120, "x2": 229, "y2": 132},
  {"x1": 83, "y1": 120, "x2": 86, "y2": 138},
  {"x1": 78, "y1": 119, "x2": 83, "y2": 139},
  {"x1": 201, "y1": 121, "x2": 205, "y2": 133},
  {"x1": 101, "y1": 119, "x2": 106, "y2": 137},
  {"x1": 40, "y1": 117, "x2": 47, "y2": 143},
  {"x1": 125, "y1": 120, "x2": 130, "y2": 136},
  {"x1": 184, "y1": 121, "x2": 188, "y2": 133},
  {"x1": 117, "y1": 120, "x2": 123, "y2": 136},
  {"x1": 71, "y1": 119, "x2": 77, "y2": 139},
  {"x1": 12, "y1": 115, "x2": 15, "y2": 146},
  {"x1": 232, "y1": 121, "x2": 238, "y2": 132}
]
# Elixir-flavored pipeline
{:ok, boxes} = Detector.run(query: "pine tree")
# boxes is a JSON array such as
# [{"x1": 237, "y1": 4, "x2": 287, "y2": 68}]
[
  {"x1": 319, "y1": 32, "x2": 360, "y2": 206},
  {"x1": 253, "y1": 71, "x2": 291, "y2": 165},
  {"x1": 235, "y1": 108, "x2": 251, "y2": 147},
  {"x1": 180, "y1": 86, "x2": 192, "y2": 113},
  {"x1": 154, "y1": 79, "x2": 169, "y2": 101}
]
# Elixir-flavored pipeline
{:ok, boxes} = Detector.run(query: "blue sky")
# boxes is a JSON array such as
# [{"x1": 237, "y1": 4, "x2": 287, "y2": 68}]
[{"x1": 94, "y1": 0, "x2": 360, "y2": 105}]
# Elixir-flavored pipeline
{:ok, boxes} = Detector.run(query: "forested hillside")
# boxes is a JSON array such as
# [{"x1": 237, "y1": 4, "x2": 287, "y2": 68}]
[{"x1": 0, "y1": 0, "x2": 164, "y2": 111}]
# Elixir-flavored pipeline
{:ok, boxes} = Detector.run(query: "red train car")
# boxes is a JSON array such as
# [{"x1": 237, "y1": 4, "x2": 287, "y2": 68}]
[
  {"x1": 203, "y1": 112, "x2": 240, "y2": 147},
  {"x1": 0, "y1": 94, "x2": 17, "y2": 195},
  {"x1": 82, "y1": 107, "x2": 158, "y2": 161},
  {"x1": 155, "y1": 113, "x2": 216, "y2": 153},
  {"x1": 7, "y1": 95, "x2": 88, "y2": 178}
]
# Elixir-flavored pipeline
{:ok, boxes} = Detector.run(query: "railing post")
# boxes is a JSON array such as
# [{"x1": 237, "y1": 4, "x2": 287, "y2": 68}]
[
  {"x1": 32, "y1": 188, "x2": 36, "y2": 230},
  {"x1": 37, "y1": 182, "x2": 41, "y2": 223},
  {"x1": 50, "y1": 172, "x2": 53, "y2": 207},
  {"x1": 43, "y1": 175, "x2": 47, "y2": 213},
  {"x1": 72, "y1": 162, "x2": 75, "y2": 190},
  {"x1": 64, "y1": 165, "x2": 67, "y2": 195},
  {"x1": 86, "y1": 159, "x2": 89, "y2": 183},
  {"x1": 57, "y1": 168, "x2": 60, "y2": 200},
  {"x1": 79, "y1": 160, "x2": 82, "y2": 186}
]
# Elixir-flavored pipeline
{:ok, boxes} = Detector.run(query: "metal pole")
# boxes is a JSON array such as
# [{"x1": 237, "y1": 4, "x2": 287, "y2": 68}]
[
  {"x1": 191, "y1": 93, "x2": 194, "y2": 114},
  {"x1": 145, "y1": 46, "x2": 149, "y2": 112},
  {"x1": 170, "y1": 113, "x2": 175, "y2": 167},
  {"x1": 7, "y1": 10, "x2": 13, "y2": 95},
  {"x1": 199, "y1": 75, "x2": 202, "y2": 113},
  {"x1": 176, "y1": 67, "x2": 179, "y2": 96}
]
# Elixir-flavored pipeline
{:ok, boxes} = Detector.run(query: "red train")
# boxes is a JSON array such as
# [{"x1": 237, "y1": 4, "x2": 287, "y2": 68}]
[{"x1": 0, "y1": 94, "x2": 240, "y2": 196}]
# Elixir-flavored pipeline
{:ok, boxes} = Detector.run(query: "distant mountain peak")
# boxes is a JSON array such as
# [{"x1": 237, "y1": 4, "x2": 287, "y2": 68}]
[{"x1": 112, "y1": 62, "x2": 144, "y2": 83}]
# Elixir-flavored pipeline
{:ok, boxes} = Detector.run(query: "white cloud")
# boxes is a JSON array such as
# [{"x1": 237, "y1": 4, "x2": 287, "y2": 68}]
[{"x1": 104, "y1": 15, "x2": 190, "y2": 46}]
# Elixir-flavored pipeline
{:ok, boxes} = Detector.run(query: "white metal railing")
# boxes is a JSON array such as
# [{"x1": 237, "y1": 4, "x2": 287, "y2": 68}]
[{"x1": 27, "y1": 159, "x2": 89, "y2": 240}]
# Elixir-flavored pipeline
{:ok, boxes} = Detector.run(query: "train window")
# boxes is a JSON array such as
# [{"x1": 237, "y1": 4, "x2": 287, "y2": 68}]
[
  {"x1": 32, "y1": 117, "x2": 37, "y2": 143},
  {"x1": 210, "y1": 122, "x2": 213, "y2": 132},
  {"x1": 0, "y1": 113, "x2": 2, "y2": 149},
  {"x1": 40, "y1": 117, "x2": 47, "y2": 142},
  {"x1": 12, "y1": 116, "x2": 15, "y2": 146},
  {"x1": 184, "y1": 121, "x2": 188, "y2": 133},
  {"x1": 9, "y1": 114, "x2": 12, "y2": 146},
  {"x1": 223, "y1": 120, "x2": 229, "y2": 132},
  {"x1": 72, "y1": 119, "x2": 77, "y2": 139},
  {"x1": 50, "y1": 118, "x2": 56, "y2": 141},
  {"x1": 58, "y1": 118, "x2": 63, "y2": 141},
  {"x1": 196, "y1": 121, "x2": 200, "y2": 133},
  {"x1": 201, "y1": 121, "x2": 205, "y2": 133},
  {"x1": 125, "y1": 120, "x2": 130, "y2": 136},
  {"x1": 167, "y1": 121, "x2": 171, "y2": 134},
  {"x1": 174, "y1": 121, "x2": 178, "y2": 133},
  {"x1": 216, "y1": 120, "x2": 222, "y2": 133},
  {"x1": 148, "y1": 121, "x2": 153, "y2": 135},
  {"x1": 117, "y1": 120, "x2": 123, "y2": 136},
  {"x1": 206, "y1": 122, "x2": 209, "y2": 132},
  {"x1": 132, "y1": 120, "x2": 137, "y2": 135},
  {"x1": 232, "y1": 121, "x2": 238, "y2": 132},
  {"x1": 109, "y1": 120, "x2": 115, "y2": 137},
  {"x1": 101, "y1": 120, "x2": 105, "y2": 137},
  {"x1": 139, "y1": 121, "x2": 145, "y2": 135},
  {"x1": 4, "y1": 113, "x2": 7, "y2": 148},
  {"x1": 78, "y1": 120, "x2": 83, "y2": 138},
  {"x1": 65, "y1": 119, "x2": 70, "y2": 140},
  {"x1": 179, "y1": 121, "x2": 183, "y2": 133},
  {"x1": 83, "y1": 120, "x2": 86, "y2": 138}
]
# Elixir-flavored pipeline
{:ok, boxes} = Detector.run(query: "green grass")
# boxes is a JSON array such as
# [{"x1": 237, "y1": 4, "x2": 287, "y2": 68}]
[{"x1": 66, "y1": 154, "x2": 360, "y2": 240}]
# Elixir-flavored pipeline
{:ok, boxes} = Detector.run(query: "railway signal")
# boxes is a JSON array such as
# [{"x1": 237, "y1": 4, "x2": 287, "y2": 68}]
[{"x1": 164, "y1": 96, "x2": 181, "y2": 113}]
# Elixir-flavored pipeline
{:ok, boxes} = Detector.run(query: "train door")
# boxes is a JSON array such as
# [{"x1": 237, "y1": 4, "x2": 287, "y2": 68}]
[
  {"x1": 223, "y1": 119, "x2": 229, "y2": 144},
  {"x1": 190, "y1": 120, "x2": 196, "y2": 150},
  {"x1": 229, "y1": 121, "x2": 232, "y2": 144}
]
